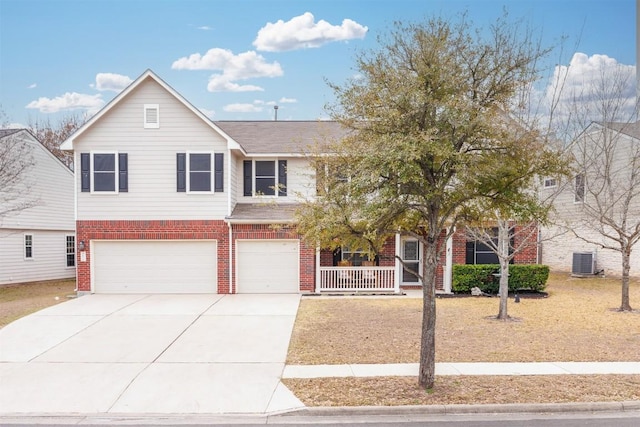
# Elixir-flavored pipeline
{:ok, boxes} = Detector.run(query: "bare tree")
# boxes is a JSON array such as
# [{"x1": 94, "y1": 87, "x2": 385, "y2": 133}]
[
  {"x1": 556, "y1": 61, "x2": 639, "y2": 311},
  {"x1": 0, "y1": 130, "x2": 37, "y2": 220},
  {"x1": 28, "y1": 113, "x2": 85, "y2": 168}
]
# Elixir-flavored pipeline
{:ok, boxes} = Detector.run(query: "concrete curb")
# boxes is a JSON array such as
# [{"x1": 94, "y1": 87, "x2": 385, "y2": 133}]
[
  {"x1": 0, "y1": 401, "x2": 638, "y2": 425},
  {"x1": 280, "y1": 400, "x2": 640, "y2": 417}
]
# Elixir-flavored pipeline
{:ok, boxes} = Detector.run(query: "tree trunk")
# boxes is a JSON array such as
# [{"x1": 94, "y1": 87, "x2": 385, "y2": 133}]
[
  {"x1": 419, "y1": 239, "x2": 438, "y2": 390},
  {"x1": 620, "y1": 246, "x2": 633, "y2": 311},
  {"x1": 497, "y1": 220, "x2": 510, "y2": 320}
]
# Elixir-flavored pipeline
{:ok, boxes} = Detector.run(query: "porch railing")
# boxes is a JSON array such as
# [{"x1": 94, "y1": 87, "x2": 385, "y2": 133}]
[{"x1": 318, "y1": 266, "x2": 397, "y2": 293}]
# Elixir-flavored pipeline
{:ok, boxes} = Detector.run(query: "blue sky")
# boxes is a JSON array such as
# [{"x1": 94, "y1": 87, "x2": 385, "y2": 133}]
[{"x1": 0, "y1": 0, "x2": 636, "y2": 127}]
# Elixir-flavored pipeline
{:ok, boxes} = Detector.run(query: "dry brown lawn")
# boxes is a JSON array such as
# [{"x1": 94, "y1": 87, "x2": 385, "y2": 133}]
[
  {"x1": 0, "y1": 279, "x2": 76, "y2": 328},
  {"x1": 285, "y1": 272, "x2": 640, "y2": 406}
]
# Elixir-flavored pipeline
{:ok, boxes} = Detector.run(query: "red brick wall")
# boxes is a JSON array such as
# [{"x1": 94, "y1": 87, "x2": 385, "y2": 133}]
[
  {"x1": 76, "y1": 220, "x2": 229, "y2": 293},
  {"x1": 231, "y1": 224, "x2": 315, "y2": 293}
]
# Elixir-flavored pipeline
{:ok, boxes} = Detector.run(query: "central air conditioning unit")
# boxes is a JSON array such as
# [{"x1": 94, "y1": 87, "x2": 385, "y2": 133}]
[{"x1": 572, "y1": 252, "x2": 596, "y2": 276}]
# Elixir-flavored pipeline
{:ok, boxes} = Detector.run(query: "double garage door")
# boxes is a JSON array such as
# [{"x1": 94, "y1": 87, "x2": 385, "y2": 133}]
[{"x1": 91, "y1": 239, "x2": 299, "y2": 294}]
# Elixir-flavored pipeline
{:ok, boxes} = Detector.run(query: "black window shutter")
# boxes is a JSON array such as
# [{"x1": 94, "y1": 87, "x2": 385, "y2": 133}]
[
  {"x1": 214, "y1": 153, "x2": 224, "y2": 192},
  {"x1": 118, "y1": 153, "x2": 128, "y2": 192},
  {"x1": 243, "y1": 160, "x2": 252, "y2": 196},
  {"x1": 278, "y1": 160, "x2": 287, "y2": 196},
  {"x1": 176, "y1": 153, "x2": 186, "y2": 192},
  {"x1": 80, "y1": 153, "x2": 90, "y2": 192}
]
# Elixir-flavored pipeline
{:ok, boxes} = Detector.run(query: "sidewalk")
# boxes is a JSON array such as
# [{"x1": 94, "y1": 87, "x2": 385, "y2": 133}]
[{"x1": 284, "y1": 361, "x2": 640, "y2": 378}]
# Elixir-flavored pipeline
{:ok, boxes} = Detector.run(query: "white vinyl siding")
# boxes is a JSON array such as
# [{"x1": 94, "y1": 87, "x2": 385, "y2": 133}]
[
  {"x1": 235, "y1": 157, "x2": 314, "y2": 203},
  {"x1": 0, "y1": 230, "x2": 76, "y2": 285},
  {"x1": 236, "y1": 240, "x2": 299, "y2": 293},
  {"x1": 74, "y1": 78, "x2": 229, "y2": 220},
  {"x1": 0, "y1": 132, "x2": 74, "y2": 231},
  {"x1": 92, "y1": 240, "x2": 217, "y2": 293}
]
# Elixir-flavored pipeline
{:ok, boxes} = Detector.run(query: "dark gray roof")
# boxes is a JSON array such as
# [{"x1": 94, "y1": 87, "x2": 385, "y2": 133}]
[
  {"x1": 601, "y1": 121, "x2": 640, "y2": 140},
  {"x1": 226, "y1": 203, "x2": 300, "y2": 223},
  {"x1": 0, "y1": 129, "x2": 23, "y2": 139},
  {"x1": 214, "y1": 121, "x2": 348, "y2": 154}
]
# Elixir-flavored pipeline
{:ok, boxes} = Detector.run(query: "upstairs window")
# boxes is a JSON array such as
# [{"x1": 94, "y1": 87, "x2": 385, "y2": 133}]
[
  {"x1": 575, "y1": 174, "x2": 585, "y2": 203},
  {"x1": 81, "y1": 152, "x2": 128, "y2": 193},
  {"x1": 243, "y1": 159, "x2": 287, "y2": 197},
  {"x1": 144, "y1": 104, "x2": 159, "y2": 128},
  {"x1": 543, "y1": 177, "x2": 557, "y2": 188},
  {"x1": 177, "y1": 152, "x2": 224, "y2": 193}
]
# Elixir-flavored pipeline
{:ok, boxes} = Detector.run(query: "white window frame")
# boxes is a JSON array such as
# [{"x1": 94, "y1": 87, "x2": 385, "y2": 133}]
[
  {"x1": 186, "y1": 151, "x2": 214, "y2": 194},
  {"x1": 90, "y1": 151, "x2": 119, "y2": 194},
  {"x1": 574, "y1": 173, "x2": 585, "y2": 203},
  {"x1": 144, "y1": 104, "x2": 160, "y2": 129},
  {"x1": 66, "y1": 235, "x2": 75, "y2": 268},
  {"x1": 340, "y1": 246, "x2": 371, "y2": 266},
  {"x1": 543, "y1": 177, "x2": 557, "y2": 188},
  {"x1": 24, "y1": 234, "x2": 33, "y2": 260},
  {"x1": 253, "y1": 159, "x2": 279, "y2": 197}
]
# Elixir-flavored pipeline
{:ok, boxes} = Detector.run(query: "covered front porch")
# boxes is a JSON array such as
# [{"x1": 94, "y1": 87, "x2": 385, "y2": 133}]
[{"x1": 314, "y1": 234, "x2": 454, "y2": 294}]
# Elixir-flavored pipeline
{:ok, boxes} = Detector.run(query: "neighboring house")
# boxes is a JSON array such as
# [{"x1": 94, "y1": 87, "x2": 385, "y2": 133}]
[
  {"x1": 540, "y1": 121, "x2": 640, "y2": 276},
  {"x1": 0, "y1": 129, "x2": 75, "y2": 285},
  {"x1": 61, "y1": 70, "x2": 537, "y2": 295}
]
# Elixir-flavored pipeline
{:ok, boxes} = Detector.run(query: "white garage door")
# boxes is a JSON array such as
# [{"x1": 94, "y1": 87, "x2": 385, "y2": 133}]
[
  {"x1": 236, "y1": 240, "x2": 299, "y2": 293},
  {"x1": 92, "y1": 240, "x2": 217, "y2": 293}
]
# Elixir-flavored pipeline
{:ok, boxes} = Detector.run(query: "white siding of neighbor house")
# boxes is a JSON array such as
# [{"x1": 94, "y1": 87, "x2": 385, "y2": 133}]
[
  {"x1": 234, "y1": 156, "x2": 316, "y2": 203},
  {"x1": 1, "y1": 131, "x2": 74, "y2": 231},
  {"x1": 228, "y1": 151, "x2": 238, "y2": 214},
  {"x1": 0, "y1": 229, "x2": 75, "y2": 285},
  {"x1": 74, "y1": 77, "x2": 230, "y2": 220},
  {"x1": 540, "y1": 126, "x2": 640, "y2": 277}
]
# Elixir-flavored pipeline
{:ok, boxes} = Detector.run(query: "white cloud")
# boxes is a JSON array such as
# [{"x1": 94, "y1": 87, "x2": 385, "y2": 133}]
[
  {"x1": 253, "y1": 12, "x2": 368, "y2": 52},
  {"x1": 171, "y1": 48, "x2": 283, "y2": 92},
  {"x1": 26, "y1": 92, "x2": 104, "y2": 114},
  {"x1": 279, "y1": 97, "x2": 297, "y2": 103},
  {"x1": 539, "y1": 53, "x2": 637, "y2": 131},
  {"x1": 27, "y1": 83, "x2": 37, "y2": 89},
  {"x1": 94, "y1": 73, "x2": 133, "y2": 92},
  {"x1": 197, "y1": 25, "x2": 212, "y2": 30},
  {"x1": 223, "y1": 103, "x2": 263, "y2": 113}
]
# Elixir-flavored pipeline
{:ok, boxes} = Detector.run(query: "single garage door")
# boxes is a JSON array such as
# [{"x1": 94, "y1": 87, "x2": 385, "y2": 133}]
[
  {"x1": 236, "y1": 240, "x2": 299, "y2": 293},
  {"x1": 92, "y1": 240, "x2": 217, "y2": 293}
]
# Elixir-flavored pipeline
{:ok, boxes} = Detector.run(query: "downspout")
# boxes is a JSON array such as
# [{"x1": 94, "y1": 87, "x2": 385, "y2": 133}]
[
  {"x1": 395, "y1": 233, "x2": 401, "y2": 293},
  {"x1": 228, "y1": 221, "x2": 234, "y2": 294},
  {"x1": 73, "y1": 149, "x2": 79, "y2": 293},
  {"x1": 315, "y1": 245, "x2": 321, "y2": 293}
]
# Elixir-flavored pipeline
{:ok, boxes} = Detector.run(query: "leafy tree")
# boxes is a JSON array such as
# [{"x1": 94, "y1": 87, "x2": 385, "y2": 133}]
[{"x1": 297, "y1": 14, "x2": 553, "y2": 388}]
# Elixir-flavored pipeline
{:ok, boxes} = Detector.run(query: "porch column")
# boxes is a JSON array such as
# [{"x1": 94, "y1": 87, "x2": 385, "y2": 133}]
[
  {"x1": 315, "y1": 246, "x2": 321, "y2": 293},
  {"x1": 394, "y1": 233, "x2": 401, "y2": 293},
  {"x1": 443, "y1": 228, "x2": 454, "y2": 293}
]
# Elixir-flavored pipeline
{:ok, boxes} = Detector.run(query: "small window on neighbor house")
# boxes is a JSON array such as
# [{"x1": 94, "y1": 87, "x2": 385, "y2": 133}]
[
  {"x1": 243, "y1": 159, "x2": 287, "y2": 197},
  {"x1": 575, "y1": 174, "x2": 585, "y2": 203},
  {"x1": 24, "y1": 234, "x2": 33, "y2": 259},
  {"x1": 543, "y1": 177, "x2": 557, "y2": 188},
  {"x1": 144, "y1": 104, "x2": 159, "y2": 128},
  {"x1": 176, "y1": 152, "x2": 224, "y2": 193},
  {"x1": 66, "y1": 235, "x2": 75, "y2": 268},
  {"x1": 189, "y1": 153, "x2": 212, "y2": 192}
]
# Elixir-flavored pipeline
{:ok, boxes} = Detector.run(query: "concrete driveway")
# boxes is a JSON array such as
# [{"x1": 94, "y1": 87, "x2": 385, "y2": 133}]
[{"x1": 0, "y1": 293, "x2": 304, "y2": 415}]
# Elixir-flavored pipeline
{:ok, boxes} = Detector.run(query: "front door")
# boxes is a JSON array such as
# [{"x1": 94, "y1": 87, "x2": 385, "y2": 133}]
[{"x1": 401, "y1": 239, "x2": 421, "y2": 285}]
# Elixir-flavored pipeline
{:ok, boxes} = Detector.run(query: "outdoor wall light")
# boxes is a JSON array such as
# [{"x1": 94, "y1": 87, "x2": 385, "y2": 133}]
[{"x1": 79, "y1": 240, "x2": 85, "y2": 251}]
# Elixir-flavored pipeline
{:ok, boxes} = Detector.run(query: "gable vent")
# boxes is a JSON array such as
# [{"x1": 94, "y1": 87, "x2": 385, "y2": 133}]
[
  {"x1": 144, "y1": 104, "x2": 159, "y2": 128},
  {"x1": 572, "y1": 252, "x2": 595, "y2": 276}
]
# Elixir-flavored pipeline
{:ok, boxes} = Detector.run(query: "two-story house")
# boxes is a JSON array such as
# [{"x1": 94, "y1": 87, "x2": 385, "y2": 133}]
[
  {"x1": 540, "y1": 121, "x2": 640, "y2": 276},
  {"x1": 0, "y1": 129, "x2": 75, "y2": 285},
  {"x1": 61, "y1": 70, "x2": 538, "y2": 295}
]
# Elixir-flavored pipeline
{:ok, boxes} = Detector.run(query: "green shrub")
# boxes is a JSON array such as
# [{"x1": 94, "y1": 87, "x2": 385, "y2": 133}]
[{"x1": 452, "y1": 264, "x2": 549, "y2": 294}]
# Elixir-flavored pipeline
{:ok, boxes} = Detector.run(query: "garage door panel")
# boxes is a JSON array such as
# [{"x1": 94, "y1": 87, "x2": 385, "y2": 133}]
[
  {"x1": 93, "y1": 241, "x2": 217, "y2": 294},
  {"x1": 237, "y1": 240, "x2": 299, "y2": 294}
]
